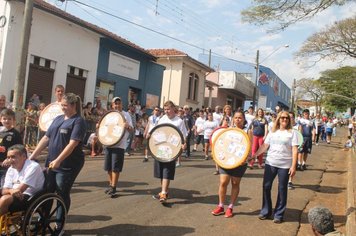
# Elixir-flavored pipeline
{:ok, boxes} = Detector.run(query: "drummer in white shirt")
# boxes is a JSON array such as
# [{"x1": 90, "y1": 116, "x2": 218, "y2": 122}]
[{"x1": 151, "y1": 101, "x2": 188, "y2": 203}]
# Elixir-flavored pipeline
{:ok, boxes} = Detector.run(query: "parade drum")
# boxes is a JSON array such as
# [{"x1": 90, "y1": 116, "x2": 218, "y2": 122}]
[
  {"x1": 211, "y1": 128, "x2": 251, "y2": 169},
  {"x1": 38, "y1": 103, "x2": 64, "y2": 131},
  {"x1": 148, "y1": 124, "x2": 184, "y2": 162},
  {"x1": 295, "y1": 130, "x2": 304, "y2": 149},
  {"x1": 98, "y1": 111, "x2": 126, "y2": 146},
  {"x1": 209, "y1": 127, "x2": 226, "y2": 145}
]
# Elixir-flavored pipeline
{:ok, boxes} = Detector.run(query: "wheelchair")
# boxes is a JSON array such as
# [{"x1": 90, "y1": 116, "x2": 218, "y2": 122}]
[{"x1": 0, "y1": 188, "x2": 67, "y2": 235}]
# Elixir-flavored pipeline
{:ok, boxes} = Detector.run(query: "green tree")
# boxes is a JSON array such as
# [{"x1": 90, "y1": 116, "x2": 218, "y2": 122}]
[
  {"x1": 317, "y1": 66, "x2": 356, "y2": 112},
  {"x1": 241, "y1": 0, "x2": 351, "y2": 31},
  {"x1": 296, "y1": 17, "x2": 356, "y2": 63},
  {"x1": 296, "y1": 78, "x2": 324, "y2": 113}
]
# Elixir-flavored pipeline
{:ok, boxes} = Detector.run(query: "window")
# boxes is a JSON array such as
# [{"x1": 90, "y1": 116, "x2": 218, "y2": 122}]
[{"x1": 188, "y1": 73, "x2": 199, "y2": 101}]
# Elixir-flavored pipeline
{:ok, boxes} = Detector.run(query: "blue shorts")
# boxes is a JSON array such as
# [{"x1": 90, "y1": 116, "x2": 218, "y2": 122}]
[
  {"x1": 299, "y1": 136, "x2": 312, "y2": 154},
  {"x1": 104, "y1": 148, "x2": 125, "y2": 173}
]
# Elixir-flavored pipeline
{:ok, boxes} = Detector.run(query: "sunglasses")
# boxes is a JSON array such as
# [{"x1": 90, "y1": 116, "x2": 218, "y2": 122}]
[{"x1": 280, "y1": 116, "x2": 289, "y2": 120}]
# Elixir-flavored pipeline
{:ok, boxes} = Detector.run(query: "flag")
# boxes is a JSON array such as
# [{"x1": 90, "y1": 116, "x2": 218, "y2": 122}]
[{"x1": 259, "y1": 73, "x2": 269, "y2": 85}]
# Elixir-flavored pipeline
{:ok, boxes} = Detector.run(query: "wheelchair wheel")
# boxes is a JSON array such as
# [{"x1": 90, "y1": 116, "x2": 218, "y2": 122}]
[{"x1": 21, "y1": 193, "x2": 67, "y2": 236}]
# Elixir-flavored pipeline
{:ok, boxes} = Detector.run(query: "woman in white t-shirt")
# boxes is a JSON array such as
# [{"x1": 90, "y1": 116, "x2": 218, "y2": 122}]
[
  {"x1": 252, "y1": 111, "x2": 298, "y2": 223},
  {"x1": 203, "y1": 112, "x2": 218, "y2": 160}
]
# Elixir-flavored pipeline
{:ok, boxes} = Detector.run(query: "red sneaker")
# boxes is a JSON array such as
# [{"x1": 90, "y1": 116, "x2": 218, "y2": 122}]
[
  {"x1": 225, "y1": 208, "x2": 233, "y2": 218},
  {"x1": 211, "y1": 206, "x2": 224, "y2": 216}
]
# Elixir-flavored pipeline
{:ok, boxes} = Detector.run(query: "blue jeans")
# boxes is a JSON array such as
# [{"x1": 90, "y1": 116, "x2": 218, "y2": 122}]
[
  {"x1": 260, "y1": 164, "x2": 289, "y2": 220},
  {"x1": 47, "y1": 165, "x2": 83, "y2": 218},
  {"x1": 125, "y1": 131, "x2": 134, "y2": 153}
]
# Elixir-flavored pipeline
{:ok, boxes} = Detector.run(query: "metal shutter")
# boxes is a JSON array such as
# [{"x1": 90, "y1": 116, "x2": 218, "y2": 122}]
[{"x1": 26, "y1": 64, "x2": 54, "y2": 105}]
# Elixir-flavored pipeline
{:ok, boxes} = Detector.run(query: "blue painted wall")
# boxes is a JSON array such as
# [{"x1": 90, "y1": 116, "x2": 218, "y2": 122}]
[
  {"x1": 97, "y1": 38, "x2": 165, "y2": 109},
  {"x1": 198, "y1": 54, "x2": 290, "y2": 110}
]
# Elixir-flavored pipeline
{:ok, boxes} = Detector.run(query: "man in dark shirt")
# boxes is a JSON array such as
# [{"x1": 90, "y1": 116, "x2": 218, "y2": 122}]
[{"x1": 182, "y1": 105, "x2": 194, "y2": 158}]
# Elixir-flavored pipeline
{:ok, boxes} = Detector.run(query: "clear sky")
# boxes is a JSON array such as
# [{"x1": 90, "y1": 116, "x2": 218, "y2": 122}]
[{"x1": 45, "y1": 0, "x2": 355, "y2": 88}]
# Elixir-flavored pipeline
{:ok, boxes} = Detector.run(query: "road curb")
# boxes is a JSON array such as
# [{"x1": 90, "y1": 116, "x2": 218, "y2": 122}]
[{"x1": 346, "y1": 148, "x2": 355, "y2": 236}]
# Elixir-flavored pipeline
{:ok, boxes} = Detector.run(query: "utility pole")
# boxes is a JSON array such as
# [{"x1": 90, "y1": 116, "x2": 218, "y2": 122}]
[
  {"x1": 14, "y1": 0, "x2": 34, "y2": 109},
  {"x1": 291, "y1": 78, "x2": 296, "y2": 112},
  {"x1": 252, "y1": 50, "x2": 259, "y2": 109}
]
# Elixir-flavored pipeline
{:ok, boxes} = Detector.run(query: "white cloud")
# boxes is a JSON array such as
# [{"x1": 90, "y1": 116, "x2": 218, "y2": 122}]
[{"x1": 200, "y1": 0, "x2": 233, "y2": 8}]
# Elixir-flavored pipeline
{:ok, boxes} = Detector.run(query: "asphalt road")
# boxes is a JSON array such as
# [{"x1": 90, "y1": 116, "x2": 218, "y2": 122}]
[{"x1": 63, "y1": 129, "x2": 348, "y2": 236}]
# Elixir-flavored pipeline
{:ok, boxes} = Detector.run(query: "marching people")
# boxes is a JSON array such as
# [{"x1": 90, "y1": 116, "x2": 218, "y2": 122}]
[
  {"x1": 152, "y1": 100, "x2": 187, "y2": 203},
  {"x1": 297, "y1": 109, "x2": 315, "y2": 171},
  {"x1": 203, "y1": 112, "x2": 218, "y2": 160},
  {"x1": 193, "y1": 110, "x2": 205, "y2": 152},
  {"x1": 125, "y1": 103, "x2": 136, "y2": 156},
  {"x1": 245, "y1": 106, "x2": 255, "y2": 128},
  {"x1": 212, "y1": 105, "x2": 223, "y2": 125},
  {"x1": 30, "y1": 93, "x2": 86, "y2": 234},
  {"x1": 325, "y1": 118, "x2": 334, "y2": 144},
  {"x1": 253, "y1": 111, "x2": 298, "y2": 223},
  {"x1": 220, "y1": 105, "x2": 232, "y2": 127},
  {"x1": 102, "y1": 97, "x2": 133, "y2": 197},
  {"x1": 313, "y1": 113, "x2": 323, "y2": 145},
  {"x1": 182, "y1": 105, "x2": 194, "y2": 159},
  {"x1": 211, "y1": 110, "x2": 252, "y2": 218},
  {"x1": 248, "y1": 108, "x2": 268, "y2": 169},
  {"x1": 288, "y1": 111, "x2": 300, "y2": 190},
  {"x1": 143, "y1": 106, "x2": 161, "y2": 162}
]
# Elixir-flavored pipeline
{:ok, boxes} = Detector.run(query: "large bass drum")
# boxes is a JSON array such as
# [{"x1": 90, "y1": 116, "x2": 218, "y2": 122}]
[
  {"x1": 209, "y1": 127, "x2": 227, "y2": 145},
  {"x1": 211, "y1": 128, "x2": 251, "y2": 169},
  {"x1": 97, "y1": 111, "x2": 126, "y2": 146},
  {"x1": 38, "y1": 103, "x2": 64, "y2": 131},
  {"x1": 148, "y1": 124, "x2": 184, "y2": 162}
]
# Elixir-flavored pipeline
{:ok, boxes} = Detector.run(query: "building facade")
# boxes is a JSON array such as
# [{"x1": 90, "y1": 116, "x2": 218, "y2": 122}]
[
  {"x1": 148, "y1": 49, "x2": 213, "y2": 110},
  {"x1": 0, "y1": 0, "x2": 164, "y2": 109},
  {"x1": 199, "y1": 54, "x2": 291, "y2": 111}
]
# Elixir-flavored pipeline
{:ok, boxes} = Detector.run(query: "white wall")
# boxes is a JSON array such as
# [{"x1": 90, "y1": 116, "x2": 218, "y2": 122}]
[{"x1": 0, "y1": 2, "x2": 100, "y2": 104}]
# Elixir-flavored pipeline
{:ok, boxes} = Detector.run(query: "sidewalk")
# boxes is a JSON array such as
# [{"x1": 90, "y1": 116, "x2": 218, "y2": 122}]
[{"x1": 297, "y1": 127, "x2": 354, "y2": 235}]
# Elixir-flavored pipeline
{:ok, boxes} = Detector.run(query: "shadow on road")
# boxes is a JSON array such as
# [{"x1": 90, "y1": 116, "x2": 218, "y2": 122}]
[
  {"x1": 65, "y1": 224, "x2": 195, "y2": 235},
  {"x1": 67, "y1": 214, "x2": 112, "y2": 224},
  {"x1": 293, "y1": 183, "x2": 345, "y2": 194}
]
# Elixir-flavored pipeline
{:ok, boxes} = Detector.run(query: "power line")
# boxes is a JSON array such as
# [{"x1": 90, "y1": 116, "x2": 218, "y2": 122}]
[
  {"x1": 72, "y1": 0, "x2": 206, "y2": 51},
  {"x1": 68, "y1": 0, "x2": 256, "y2": 70}
]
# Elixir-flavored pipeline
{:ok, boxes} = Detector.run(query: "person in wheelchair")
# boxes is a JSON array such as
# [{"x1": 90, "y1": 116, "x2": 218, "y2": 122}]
[{"x1": 0, "y1": 144, "x2": 44, "y2": 216}]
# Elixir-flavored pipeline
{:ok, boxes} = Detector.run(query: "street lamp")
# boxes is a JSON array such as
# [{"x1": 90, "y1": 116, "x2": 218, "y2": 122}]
[{"x1": 252, "y1": 44, "x2": 289, "y2": 109}]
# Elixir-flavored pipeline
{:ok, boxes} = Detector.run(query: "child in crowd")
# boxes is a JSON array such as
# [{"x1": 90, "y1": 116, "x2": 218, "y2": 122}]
[
  {"x1": 0, "y1": 109, "x2": 23, "y2": 187},
  {"x1": 343, "y1": 136, "x2": 353, "y2": 151}
]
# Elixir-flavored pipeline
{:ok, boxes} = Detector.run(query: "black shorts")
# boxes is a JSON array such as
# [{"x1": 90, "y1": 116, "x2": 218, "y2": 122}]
[
  {"x1": 154, "y1": 160, "x2": 176, "y2": 180},
  {"x1": 299, "y1": 136, "x2": 312, "y2": 154},
  {"x1": 104, "y1": 147, "x2": 125, "y2": 172},
  {"x1": 219, "y1": 163, "x2": 247, "y2": 178},
  {"x1": 195, "y1": 135, "x2": 205, "y2": 145},
  {"x1": 8, "y1": 194, "x2": 31, "y2": 212}
]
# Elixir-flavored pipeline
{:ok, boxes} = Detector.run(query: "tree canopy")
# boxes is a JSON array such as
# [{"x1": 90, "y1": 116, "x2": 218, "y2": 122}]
[
  {"x1": 241, "y1": 0, "x2": 351, "y2": 31},
  {"x1": 296, "y1": 17, "x2": 356, "y2": 63},
  {"x1": 317, "y1": 66, "x2": 356, "y2": 112}
]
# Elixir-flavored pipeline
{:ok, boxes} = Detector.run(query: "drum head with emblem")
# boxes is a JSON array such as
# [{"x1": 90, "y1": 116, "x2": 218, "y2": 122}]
[
  {"x1": 148, "y1": 124, "x2": 184, "y2": 163},
  {"x1": 211, "y1": 128, "x2": 251, "y2": 169},
  {"x1": 98, "y1": 111, "x2": 126, "y2": 146},
  {"x1": 38, "y1": 103, "x2": 64, "y2": 131},
  {"x1": 209, "y1": 127, "x2": 226, "y2": 145}
]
